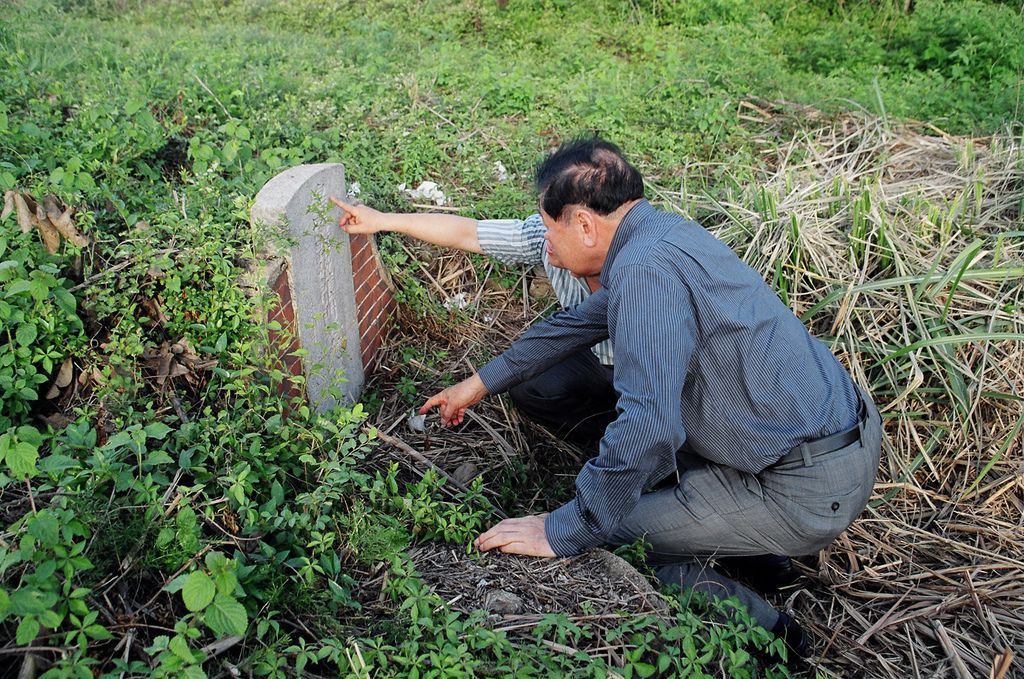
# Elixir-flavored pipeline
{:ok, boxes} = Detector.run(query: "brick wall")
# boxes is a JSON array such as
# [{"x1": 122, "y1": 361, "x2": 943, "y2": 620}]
[
  {"x1": 266, "y1": 265, "x2": 304, "y2": 401},
  {"x1": 264, "y1": 233, "x2": 396, "y2": 402},
  {"x1": 349, "y1": 233, "x2": 396, "y2": 372}
]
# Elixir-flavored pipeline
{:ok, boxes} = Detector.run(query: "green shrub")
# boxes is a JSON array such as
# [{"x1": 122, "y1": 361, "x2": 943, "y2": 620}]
[{"x1": 0, "y1": 230, "x2": 85, "y2": 429}]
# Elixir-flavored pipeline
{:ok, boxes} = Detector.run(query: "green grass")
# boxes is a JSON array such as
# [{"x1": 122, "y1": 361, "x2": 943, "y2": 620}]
[{"x1": 1, "y1": 0, "x2": 1022, "y2": 676}]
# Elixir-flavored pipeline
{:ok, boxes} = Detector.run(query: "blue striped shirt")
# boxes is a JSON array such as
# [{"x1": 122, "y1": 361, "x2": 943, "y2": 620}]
[
  {"x1": 478, "y1": 200, "x2": 860, "y2": 555},
  {"x1": 477, "y1": 214, "x2": 615, "y2": 366}
]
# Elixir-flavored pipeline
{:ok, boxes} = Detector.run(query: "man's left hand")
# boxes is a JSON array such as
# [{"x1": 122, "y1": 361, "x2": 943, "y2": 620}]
[{"x1": 475, "y1": 515, "x2": 556, "y2": 557}]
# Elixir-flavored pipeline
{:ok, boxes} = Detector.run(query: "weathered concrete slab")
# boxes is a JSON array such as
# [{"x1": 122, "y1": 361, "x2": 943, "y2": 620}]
[{"x1": 251, "y1": 163, "x2": 364, "y2": 409}]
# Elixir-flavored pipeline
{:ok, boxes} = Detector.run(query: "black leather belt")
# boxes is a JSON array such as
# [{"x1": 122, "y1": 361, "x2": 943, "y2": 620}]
[{"x1": 774, "y1": 397, "x2": 868, "y2": 468}]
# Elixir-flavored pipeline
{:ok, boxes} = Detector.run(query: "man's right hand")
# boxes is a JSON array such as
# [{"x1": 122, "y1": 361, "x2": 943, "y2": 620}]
[
  {"x1": 420, "y1": 374, "x2": 489, "y2": 427},
  {"x1": 329, "y1": 196, "x2": 390, "y2": 235}
]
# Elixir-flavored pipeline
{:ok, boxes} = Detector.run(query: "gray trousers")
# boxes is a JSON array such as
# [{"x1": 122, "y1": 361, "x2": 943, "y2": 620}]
[{"x1": 609, "y1": 389, "x2": 883, "y2": 630}]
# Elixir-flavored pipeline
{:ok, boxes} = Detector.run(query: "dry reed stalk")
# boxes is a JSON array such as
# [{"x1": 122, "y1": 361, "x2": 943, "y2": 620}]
[{"x1": 655, "y1": 109, "x2": 1023, "y2": 677}]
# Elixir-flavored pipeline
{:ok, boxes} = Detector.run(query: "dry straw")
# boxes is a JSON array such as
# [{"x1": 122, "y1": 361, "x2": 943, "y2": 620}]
[
  {"x1": 665, "y1": 110, "x2": 1023, "y2": 678},
  {"x1": 368, "y1": 108, "x2": 1023, "y2": 678}
]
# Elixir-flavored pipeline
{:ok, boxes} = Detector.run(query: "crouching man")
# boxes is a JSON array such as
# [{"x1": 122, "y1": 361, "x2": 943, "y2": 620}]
[{"x1": 420, "y1": 137, "x2": 883, "y2": 656}]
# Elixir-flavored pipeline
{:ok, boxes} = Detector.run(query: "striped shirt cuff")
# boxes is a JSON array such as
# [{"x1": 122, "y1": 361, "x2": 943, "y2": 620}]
[
  {"x1": 476, "y1": 218, "x2": 543, "y2": 265},
  {"x1": 545, "y1": 499, "x2": 600, "y2": 555},
  {"x1": 477, "y1": 354, "x2": 521, "y2": 396}
]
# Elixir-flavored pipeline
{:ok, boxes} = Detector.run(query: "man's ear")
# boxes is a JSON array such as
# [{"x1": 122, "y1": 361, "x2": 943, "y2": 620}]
[{"x1": 575, "y1": 208, "x2": 599, "y2": 247}]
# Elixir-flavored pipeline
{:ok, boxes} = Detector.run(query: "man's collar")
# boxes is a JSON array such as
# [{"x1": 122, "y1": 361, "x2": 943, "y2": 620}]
[{"x1": 599, "y1": 199, "x2": 653, "y2": 287}]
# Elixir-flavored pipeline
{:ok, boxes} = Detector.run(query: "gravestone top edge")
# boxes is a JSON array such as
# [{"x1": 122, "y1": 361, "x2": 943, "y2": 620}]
[{"x1": 251, "y1": 163, "x2": 345, "y2": 230}]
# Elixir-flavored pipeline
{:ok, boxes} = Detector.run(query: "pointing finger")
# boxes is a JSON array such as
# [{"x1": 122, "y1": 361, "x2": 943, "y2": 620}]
[{"x1": 329, "y1": 196, "x2": 358, "y2": 218}]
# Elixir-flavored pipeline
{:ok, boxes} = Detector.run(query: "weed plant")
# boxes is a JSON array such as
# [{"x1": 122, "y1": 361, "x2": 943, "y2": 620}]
[{"x1": 1, "y1": 0, "x2": 1021, "y2": 676}]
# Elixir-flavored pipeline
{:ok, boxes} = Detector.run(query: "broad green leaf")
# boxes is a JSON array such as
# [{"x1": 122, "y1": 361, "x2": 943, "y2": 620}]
[
  {"x1": 176, "y1": 506, "x2": 197, "y2": 530},
  {"x1": 155, "y1": 527, "x2": 175, "y2": 549},
  {"x1": 144, "y1": 422, "x2": 172, "y2": 440},
  {"x1": 182, "y1": 571, "x2": 215, "y2": 612},
  {"x1": 85, "y1": 624, "x2": 113, "y2": 640},
  {"x1": 104, "y1": 430, "x2": 134, "y2": 450},
  {"x1": 633, "y1": 662, "x2": 656, "y2": 678},
  {"x1": 75, "y1": 171, "x2": 96, "y2": 191},
  {"x1": 52, "y1": 287, "x2": 77, "y2": 314},
  {"x1": 38, "y1": 454, "x2": 79, "y2": 475},
  {"x1": 16, "y1": 615, "x2": 39, "y2": 645},
  {"x1": 181, "y1": 666, "x2": 207, "y2": 679},
  {"x1": 145, "y1": 450, "x2": 175, "y2": 467},
  {"x1": 15, "y1": 323, "x2": 37, "y2": 347},
  {"x1": 29, "y1": 279, "x2": 48, "y2": 302},
  {"x1": 9, "y1": 588, "x2": 53, "y2": 616},
  {"x1": 6, "y1": 441, "x2": 38, "y2": 479},
  {"x1": 6, "y1": 279, "x2": 32, "y2": 296},
  {"x1": 204, "y1": 551, "x2": 227, "y2": 571},
  {"x1": 34, "y1": 560, "x2": 56, "y2": 581},
  {"x1": 125, "y1": 97, "x2": 146, "y2": 115},
  {"x1": 168, "y1": 634, "x2": 195, "y2": 663},
  {"x1": 0, "y1": 588, "x2": 9, "y2": 618},
  {"x1": 38, "y1": 608, "x2": 62, "y2": 629},
  {"x1": 18, "y1": 427, "x2": 45, "y2": 446},
  {"x1": 213, "y1": 569, "x2": 237, "y2": 597},
  {"x1": 204, "y1": 595, "x2": 247, "y2": 636},
  {"x1": 27, "y1": 511, "x2": 59, "y2": 546}
]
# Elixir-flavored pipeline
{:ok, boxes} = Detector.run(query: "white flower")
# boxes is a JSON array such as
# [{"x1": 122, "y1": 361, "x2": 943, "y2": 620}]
[
  {"x1": 347, "y1": 181, "x2": 361, "y2": 200},
  {"x1": 493, "y1": 161, "x2": 509, "y2": 182}
]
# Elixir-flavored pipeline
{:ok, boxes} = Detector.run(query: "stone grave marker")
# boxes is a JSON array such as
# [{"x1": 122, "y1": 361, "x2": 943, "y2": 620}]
[{"x1": 250, "y1": 163, "x2": 395, "y2": 410}]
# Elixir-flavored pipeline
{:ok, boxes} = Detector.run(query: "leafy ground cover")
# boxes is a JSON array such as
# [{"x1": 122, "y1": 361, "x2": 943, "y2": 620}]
[{"x1": 1, "y1": 0, "x2": 1022, "y2": 677}]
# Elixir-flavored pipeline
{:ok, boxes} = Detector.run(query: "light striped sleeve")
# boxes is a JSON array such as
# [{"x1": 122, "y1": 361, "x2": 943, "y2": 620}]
[{"x1": 476, "y1": 213, "x2": 546, "y2": 265}]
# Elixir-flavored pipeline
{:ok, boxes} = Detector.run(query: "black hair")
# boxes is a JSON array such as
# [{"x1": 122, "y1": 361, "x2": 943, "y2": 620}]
[{"x1": 535, "y1": 137, "x2": 644, "y2": 220}]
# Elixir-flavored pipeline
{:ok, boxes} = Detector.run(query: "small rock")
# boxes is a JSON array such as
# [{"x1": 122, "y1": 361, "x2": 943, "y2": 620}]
[
  {"x1": 482, "y1": 589, "x2": 523, "y2": 615},
  {"x1": 453, "y1": 461, "x2": 479, "y2": 485},
  {"x1": 407, "y1": 412, "x2": 426, "y2": 433}
]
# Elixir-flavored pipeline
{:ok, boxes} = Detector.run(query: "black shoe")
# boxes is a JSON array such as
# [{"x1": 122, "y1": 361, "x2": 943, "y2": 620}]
[
  {"x1": 717, "y1": 553, "x2": 798, "y2": 593},
  {"x1": 771, "y1": 611, "x2": 811, "y2": 659}
]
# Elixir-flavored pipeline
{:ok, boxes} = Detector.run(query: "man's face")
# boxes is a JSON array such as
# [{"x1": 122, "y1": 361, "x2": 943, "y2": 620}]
[{"x1": 540, "y1": 207, "x2": 579, "y2": 273}]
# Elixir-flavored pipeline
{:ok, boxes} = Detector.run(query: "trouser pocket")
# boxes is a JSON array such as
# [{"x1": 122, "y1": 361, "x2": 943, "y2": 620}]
[{"x1": 761, "y1": 442, "x2": 876, "y2": 549}]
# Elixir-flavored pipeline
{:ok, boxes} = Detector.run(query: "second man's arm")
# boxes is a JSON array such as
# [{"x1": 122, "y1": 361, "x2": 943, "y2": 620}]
[{"x1": 329, "y1": 197, "x2": 483, "y2": 254}]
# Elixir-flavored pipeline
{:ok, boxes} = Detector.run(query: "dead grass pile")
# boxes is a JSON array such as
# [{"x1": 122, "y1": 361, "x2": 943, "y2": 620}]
[
  {"x1": 661, "y1": 109, "x2": 1023, "y2": 678},
  {"x1": 366, "y1": 108, "x2": 1022, "y2": 678}
]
